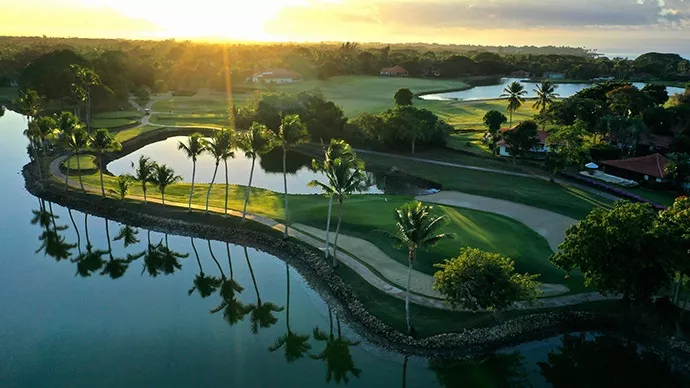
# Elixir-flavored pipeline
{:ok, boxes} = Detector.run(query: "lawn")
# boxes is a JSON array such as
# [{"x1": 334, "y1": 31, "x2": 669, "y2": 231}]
[
  {"x1": 152, "y1": 94, "x2": 252, "y2": 114},
  {"x1": 113, "y1": 125, "x2": 162, "y2": 143},
  {"x1": 151, "y1": 113, "x2": 232, "y2": 128},
  {"x1": 627, "y1": 187, "x2": 682, "y2": 207},
  {"x1": 92, "y1": 110, "x2": 142, "y2": 129},
  {"x1": 418, "y1": 99, "x2": 544, "y2": 131},
  {"x1": 61, "y1": 154, "x2": 98, "y2": 170}
]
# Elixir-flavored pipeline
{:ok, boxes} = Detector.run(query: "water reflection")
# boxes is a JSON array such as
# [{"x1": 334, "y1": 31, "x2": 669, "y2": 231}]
[
  {"x1": 32, "y1": 201, "x2": 75, "y2": 261},
  {"x1": 311, "y1": 308, "x2": 362, "y2": 384},
  {"x1": 429, "y1": 353, "x2": 529, "y2": 388},
  {"x1": 244, "y1": 246, "x2": 285, "y2": 334}
]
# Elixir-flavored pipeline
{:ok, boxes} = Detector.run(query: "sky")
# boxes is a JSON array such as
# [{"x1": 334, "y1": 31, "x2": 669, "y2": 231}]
[{"x1": 1, "y1": 0, "x2": 689, "y2": 55}]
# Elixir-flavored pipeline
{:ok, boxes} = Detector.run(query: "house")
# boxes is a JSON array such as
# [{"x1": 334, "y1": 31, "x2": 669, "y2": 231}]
[
  {"x1": 611, "y1": 133, "x2": 675, "y2": 156},
  {"x1": 510, "y1": 70, "x2": 531, "y2": 78},
  {"x1": 380, "y1": 65, "x2": 410, "y2": 77},
  {"x1": 249, "y1": 69, "x2": 300, "y2": 84},
  {"x1": 600, "y1": 153, "x2": 669, "y2": 184},
  {"x1": 496, "y1": 130, "x2": 552, "y2": 157},
  {"x1": 543, "y1": 71, "x2": 565, "y2": 79}
]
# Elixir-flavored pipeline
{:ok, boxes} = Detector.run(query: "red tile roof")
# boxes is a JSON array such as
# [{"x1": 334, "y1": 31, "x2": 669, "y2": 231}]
[
  {"x1": 381, "y1": 65, "x2": 409, "y2": 74},
  {"x1": 496, "y1": 129, "x2": 549, "y2": 146},
  {"x1": 638, "y1": 134, "x2": 674, "y2": 148},
  {"x1": 601, "y1": 153, "x2": 670, "y2": 179}
]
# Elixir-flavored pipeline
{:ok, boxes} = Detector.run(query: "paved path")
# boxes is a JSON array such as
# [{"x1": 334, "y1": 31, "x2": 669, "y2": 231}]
[{"x1": 418, "y1": 191, "x2": 577, "y2": 251}]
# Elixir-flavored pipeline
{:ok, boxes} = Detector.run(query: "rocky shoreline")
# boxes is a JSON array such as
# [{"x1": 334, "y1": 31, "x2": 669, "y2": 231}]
[{"x1": 22, "y1": 163, "x2": 690, "y2": 361}]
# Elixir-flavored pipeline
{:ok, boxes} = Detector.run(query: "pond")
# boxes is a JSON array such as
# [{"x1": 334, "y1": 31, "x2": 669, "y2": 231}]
[
  {"x1": 2, "y1": 110, "x2": 689, "y2": 387},
  {"x1": 107, "y1": 136, "x2": 441, "y2": 195},
  {"x1": 420, "y1": 77, "x2": 686, "y2": 101}
]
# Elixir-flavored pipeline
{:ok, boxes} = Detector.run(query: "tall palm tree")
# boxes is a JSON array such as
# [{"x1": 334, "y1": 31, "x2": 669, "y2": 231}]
[
  {"x1": 70, "y1": 65, "x2": 101, "y2": 132},
  {"x1": 220, "y1": 130, "x2": 236, "y2": 217},
  {"x1": 277, "y1": 114, "x2": 310, "y2": 238},
  {"x1": 244, "y1": 247, "x2": 284, "y2": 333},
  {"x1": 310, "y1": 309, "x2": 362, "y2": 384},
  {"x1": 132, "y1": 155, "x2": 155, "y2": 206},
  {"x1": 54, "y1": 112, "x2": 82, "y2": 191},
  {"x1": 237, "y1": 123, "x2": 277, "y2": 221},
  {"x1": 499, "y1": 81, "x2": 527, "y2": 129},
  {"x1": 308, "y1": 158, "x2": 368, "y2": 267},
  {"x1": 32, "y1": 116, "x2": 59, "y2": 172},
  {"x1": 178, "y1": 133, "x2": 205, "y2": 212},
  {"x1": 151, "y1": 163, "x2": 181, "y2": 206},
  {"x1": 16, "y1": 89, "x2": 42, "y2": 122},
  {"x1": 204, "y1": 129, "x2": 235, "y2": 214},
  {"x1": 112, "y1": 174, "x2": 134, "y2": 200},
  {"x1": 533, "y1": 80, "x2": 560, "y2": 130},
  {"x1": 390, "y1": 201, "x2": 453, "y2": 335},
  {"x1": 24, "y1": 120, "x2": 44, "y2": 181},
  {"x1": 188, "y1": 237, "x2": 222, "y2": 298},
  {"x1": 269, "y1": 262, "x2": 312, "y2": 362},
  {"x1": 312, "y1": 140, "x2": 360, "y2": 259},
  {"x1": 60, "y1": 126, "x2": 91, "y2": 193},
  {"x1": 91, "y1": 128, "x2": 122, "y2": 198}
]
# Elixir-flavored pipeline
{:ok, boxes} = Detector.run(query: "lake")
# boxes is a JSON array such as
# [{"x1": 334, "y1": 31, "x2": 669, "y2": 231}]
[
  {"x1": 1, "y1": 110, "x2": 688, "y2": 387},
  {"x1": 107, "y1": 136, "x2": 441, "y2": 195},
  {"x1": 420, "y1": 78, "x2": 686, "y2": 101}
]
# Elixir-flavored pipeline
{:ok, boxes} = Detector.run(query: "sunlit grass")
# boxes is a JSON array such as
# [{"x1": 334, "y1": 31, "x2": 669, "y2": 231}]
[
  {"x1": 114, "y1": 125, "x2": 162, "y2": 143},
  {"x1": 61, "y1": 154, "x2": 98, "y2": 170}
]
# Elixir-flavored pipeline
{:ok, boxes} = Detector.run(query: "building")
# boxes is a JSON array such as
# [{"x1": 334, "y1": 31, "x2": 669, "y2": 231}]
[
  {"x1": 249, "y1": 69, "x2": 300, "y2": 84},
  {"x1": 380, "y1": 65, "x2": 410, "y2": 77},
  {"x1": 543, "y1": 71, "x2": 566, "y2": 79},
  {"x1": 496, "y1": 130, "x2": 552, "y2": 157},
  {"x1": 611, "y1": 133, "x2": 675, "y2": 156},
  {"x1": 600, "y1": 153, "x2": 669, "y2": 183}
]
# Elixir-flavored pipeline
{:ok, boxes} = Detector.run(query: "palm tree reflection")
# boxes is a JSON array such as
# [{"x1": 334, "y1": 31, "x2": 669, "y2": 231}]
[
  {"x1": 311, "y1": 308, "x2": 362, "y2": 384},
  {"x1": 188, "y1": 237, "x2": 221, "y2": 298},
  {"x1": 269, "y1": 262, "x2": 311, "y2": 362},
  {"x1": 210, "y1": 242, "x2": 249, "y2": 326},
  {"x1": 72, "y1": 213, "x2": 107, "y2": 277},
  {"x1": 244, "y1": 246, "x2": 284, "y2": 334},
  {"x1": 141, "y1": 231, "x2": 188, "y2": 277},
  {"x1": 32, "y1": 201, "x2": 75, "y2": 261},
  {"x1": 101, "y1": 218, "x2": 143, "y2": 279}
]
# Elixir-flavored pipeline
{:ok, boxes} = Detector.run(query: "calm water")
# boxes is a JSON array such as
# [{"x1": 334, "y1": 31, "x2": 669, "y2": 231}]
[
  {"x1": 1, "y1": 110, "x2": 687, "y2": 387},
  {"x1": 420, "y1": 78, "x2": 686, "y2": 101},
  {"x1": 108, "y1": 136, "x2": 440, "y2": 195}
]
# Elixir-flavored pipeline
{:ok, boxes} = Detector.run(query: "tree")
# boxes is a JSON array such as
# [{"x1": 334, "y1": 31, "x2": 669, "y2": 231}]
[
  {"x1": 533, "y1": 80, "x2": 559, "y2": 130},
  {"x1": 394, "y1": 88, "x2": 414, "y2": 106},
  {"x1": 112, "y1": 174, "x2": 134, "y2": 200},
  {"x1": 503, "y1": 120, "x2": 539, "y2": 162},
  {"x1": 546, "y1": 120, "x2": 589, "y2": 171},
  {"x1": 482, "y1": 110, "x2": 507, "y2": 153},
  {"x1": 433, "y1": 248, "x2": 540, "y2": 316},
  {"x1": 59, "y1": 126, "x2": 91, "y2": 193},
  {"x1": 607, "y1": 85, "x2": 653, "y2": 118},
  {"x1": 500, "y1": 81, "x2": 527, "y2": 129},
  {"x1": 70, "y1": 64, "x2": 101, "y2": 132},
  {"x1": 642, "y1": 83, "x2": 669, "y2": 106},
  {"x1": 657, "y1": 197, "x2": 690, "y2": 305},
  {"x1": 237, "y1": 123, "x2": 277, "y2": 221},
  {"x1": 278, "y1": 114, "x2": 309, "y2": 238},
  {"x1": 178, "y1": 133, "x2": 205, "y2": 212},
  {"x1": 210, "y1": 243, "x2": 249, "y2": 327},
  {"x1": 90, "y1": 128, "x2": 122, "y2": 198},
  {"x1": 550, "y1": 202, "x2": 673, "y2": 302},
  {"x1": 664, "y1": 153, "x2": 690, "y2": 190},
  {"x1": 151, "y1": 163, "x2": 181, "y2": 206},
  {"x1": 131, "y1": 155, "x2": 155, "y2": 206},
  {"x1": 204, "y1": 129, "x2": 235, "y2": 214},
  {"x1": 312, "y1": 139, "x2": 360, "y2": 259},
  {"x1": 308, "y1": 157, "x2": 369, "y2": 268},
  {"x1": 389, "y1": 201, "x2": 453, "y2": 335},
  {"x1": 16, "y1": 89, "x2": 43, "y2": 120}
]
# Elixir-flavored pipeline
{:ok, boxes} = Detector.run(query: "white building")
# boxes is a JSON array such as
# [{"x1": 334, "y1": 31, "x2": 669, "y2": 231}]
[
  {"x1": 497, "y1": 130, "x2": 552, "y2": 157},
  {"x1": 249, "y1": 69, "x2": 300, "y2": 84}
]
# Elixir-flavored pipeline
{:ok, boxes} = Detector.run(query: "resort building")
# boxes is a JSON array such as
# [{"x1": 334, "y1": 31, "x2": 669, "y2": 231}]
[
  {"x1": 249, "y1": 69, "x2": 301, "y2": 84},
  {"x1": 380, "y1": 65, "x2": 410, "y2": 77},
  {"x1": 601, "y1": 153, "x2": 669, "y2": 184},
  {"x1": 497, "y1": 130, "x2": 552, "y2": 157}
]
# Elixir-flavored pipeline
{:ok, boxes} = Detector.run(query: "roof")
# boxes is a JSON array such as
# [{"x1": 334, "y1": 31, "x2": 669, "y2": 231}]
[
  {"x1": 601, "y1": 153, "x2": 670, "y2": 179},
  {"x1": 381, "y1": 65, "x2": 409, "y2": 74},
  {"x1": 253, "y1": 68, "x2": 300, "y2": 79},
  {"x1": 497, "y1": 129, "x2": 549, "y2": 146}
]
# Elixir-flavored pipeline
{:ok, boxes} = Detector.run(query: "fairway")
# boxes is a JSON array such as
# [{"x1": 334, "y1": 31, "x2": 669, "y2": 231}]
[
  {"x1": 91, "y1": 110, "x2": 142, "y2": 129},
  {"x1": 61, "y1": 154, "x2": 98, "y2": 171}
]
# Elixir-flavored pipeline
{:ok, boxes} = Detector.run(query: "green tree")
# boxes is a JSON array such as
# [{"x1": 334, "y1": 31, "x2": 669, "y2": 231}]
[
  {"x1": 204, "y1": 129, "x2": 235, "y2": 214},
  {"x1": 390, "y1": 201, "x2": 453, "y2": 335},
  {"x1": 394, "y1": 88, "x2": 414, "y2": 106},
  {"x1": 433, "y1": 248, "x2": 540, "y2": 316},
  {"x1": 500, "y1": 81, "x2": 527, "y2": 129},
  {"x1": 112, "y1": 174, "x2": 134, "y2": 200},
  {"x1": 310, "y1": 309, "x2": 361, "y2": 384},
  {"x1": 664, "y1": 153, "x2": 690, "y2": 190},
  {"x1": 178, "y1": 133, "x2": 205, "y2": 212},
  {"x1": 70, "y1": 64, "x2": 101, "y2": 132},
  {"x1": 656, "y1": 197, "x2": 690, "y2": 305},
  {"x1": 546, "y1": 120, "x2": 589, "y2": 171},
  {"x1": 16, "y1": 89, "x2": 43, "y2": 121},
  {"x1": 131, "y1": 155, "x2": 155, "y2": 206},
  {"x1": 641, "y1": 84, "x2": 669, "y2": 106},
  {"x1": 278, "y1": 114, "x2": 309, "y2": 238},
  {"x1": 607, "y1": 85, "x2": 653, "y2": 118},
  {"x1": 237, "y1": 123, "x2": 277, "y2": 221},
  {"x1": 151, "y1": 163, "x2": 181, "y2": 206},
  {"x1": 503, "y1": 120, "x2": 539, "y2": 162},
  {"x1": 59, "y1": 126, "x2": 91, "y2": 193},
  {"x1": 482, "y1": 110, "x2": 507, "y2": 153},
  {"x1": 308, "y1": 157, "x2": 369, "y2": 268},
  {"x1": 90, "y1": 128, "x2": 122, "y2": 197},
  {"x1": 550, "y1": 202, "x2": 673, "y2": 302},
  {"x1": 533, "y1": 80, "x2": 559, "y2": 130}
]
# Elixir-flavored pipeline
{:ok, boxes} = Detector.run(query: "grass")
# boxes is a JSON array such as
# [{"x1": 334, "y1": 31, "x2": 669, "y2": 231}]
[
  {"x1": 91, "y1": 110, "x2": 142, "y2": 129},
  {"x1": 113, "y1": 125, "x2": 162, "y2": 143},
  {"x1": 61, "y1": 154, "x2": 98, "y2": 171},
  {"x1": 627, "y1": 187, "x2": 682, "y2": 207},
  {"x1": 418, "y1": 99, "x2": 544, "y2": 131},
  {"x1": 151, "y1": 114, "x2": 231, "y2": 128}
]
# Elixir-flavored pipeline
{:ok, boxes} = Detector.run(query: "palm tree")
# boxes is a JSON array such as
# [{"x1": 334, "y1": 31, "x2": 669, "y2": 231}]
[
  {"x1": 132, "y1": 156, "x2": 155, "y2": 206},
  {"x1": 244, "y1": 247, "x2": 284, "y2": 333},
  {"x1": 204, "y1": 129, "x2": 235, "y2": 214},
  {"x1": 178, "y1": 133, "x2": 205, "y2": 212},
  {"x1": 390, "y1": 201, "x2": 453, "y2": 335},
  {"x1": 60, "y1": 126, "x2": 91, "y2": 193},
  {"x1": 16, "y1": 89, "x2": 43, "y2": 122},
  {"x1": 220, "y1": 130, "x2": 236, "y2": 217},
  {"x1": 533, "y1": 80, "x2": 559, "y2": 130},
  {"x1": 237, "y1": 123, "x2": 277, "y2": 221},
  {"x1": 312, "y1": 140, "x2": 359, "y2": 259},
  {"x1": 269, "y1": 262, "x2": 312, "y2": 362},
  {"x1": 70, "y1": 65, "x2": 101, "y2": 132},
  {"x1": 308, "y1": 158, "x2": 368, "y2": 267},
  {"x1": 499, "y1": 81, "x2": 527, "y2": 129},
  {"x1": 277, "y1": 114, "x2": 310, "y2": 238},
  {"x1": 91, "y1": 128, "x2": 122, "y2": 197},
  {"x1": 151, "y1": 163, "x2": 181, "y2": 206},
  {"x1": 311, "y1": 309, "x2": 362, "y2": 384},
  {"x1": 112, "y1": 174, "x2": 134, "y2": 200},
  {"x1": 188, "y1": 237, "x2": 222, "y2": 298},
  {"x1": 24, "y1": 120, "x2": 44, "y2": 181}
]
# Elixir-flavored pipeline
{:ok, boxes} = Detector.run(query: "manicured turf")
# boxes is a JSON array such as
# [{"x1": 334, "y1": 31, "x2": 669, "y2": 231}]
[
  {"x1": 418, "y1": 99, "x2": 544, "y2": 131},
  {"x1": 61, "y1": 154, "x2": 98, "y2": 170},
  {"x1": 627, "y1": 187, "x2": 682, "y2": 207},
  {"x1": 113, "y1": 125, "x2": 162, "y2": 143},
  {"x1": 91, "y1": 110, "x2": 142, "y2": 129},
  {"x1": 152, "y1": 94, "x2": 251, "y2": 114},
  {"x1": 151, "y1": 114, "x2": 231, "y2": 128}
]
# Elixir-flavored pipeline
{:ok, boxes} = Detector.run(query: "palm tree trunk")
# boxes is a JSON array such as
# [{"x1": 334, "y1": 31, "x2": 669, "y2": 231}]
[
  {"x1": 84, "y1": 213, "x2": 91, "y2": 247},
  {"x1": 64, "y1": 154, "x2": 71, "y2": 192},
  {"x1": 76, "y1": 151, "x2": 86, "y2": 192},
  {"x1": 283, "y1": 147, "x2": 289, "y2": 239},
  {"x1": 68, "y1": 208, "x2": 81, "y2": 255},
  {"x1": 245, "y1": 247, "x2": 260, "y2": 303},
  {"x1": 86, "y1": 89, "x2": 91, "y2": 133},
  {"x1": 191, "y1": 237, "x2": 203, "y2": 273},
  {"x1": 188, "y1": 160, "x2": 196, "y2": 212},
  {"x1": 206, "y1": 162, "x2": 219, "y2": 214},
  {"x1": 332, "y1": 197, "x2": 343, "y2": 268},
  {"x1": 142, "y1": 183, "x2": 148, "y2": 207},
  {"x1": 242, "y1": 156, "x2": 256, "y2": 221},
  {"x1": 509, "y1": 110, "x2": 513, "y2": 129},
  {"x1": 161, "y1": 190, "x2": 165, "y2": 206},
  {"x1": 208, "y1": 240, "x2": 225, "y2": 278},
  {"x1": 31, "y1": 140, "x2": 43, "y2": 181},
  {"x1": 104, "y1": 217, "x2": 112, "y2": 253},
  {"x1": 226, "y1": 243, "x2": 234, "y2": 279},
  {"x1": 402, "y1": 356, "x2": 409, "y2": 388},
  {"x1": 286, "y1": 262, "x2": 291, "y2": 333},
  {"x1": 99, "y1": 153, "x2": 105, "y2": 198},
  {"x1": 324, "y1": 195, "x2": 334, "y2": 259},
  {"x1": 224, "y1": 159, "x2": 229, "y2": 217},
  {"x1": 405, "y1": 249, "x2": 415, "y2": 335}
]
